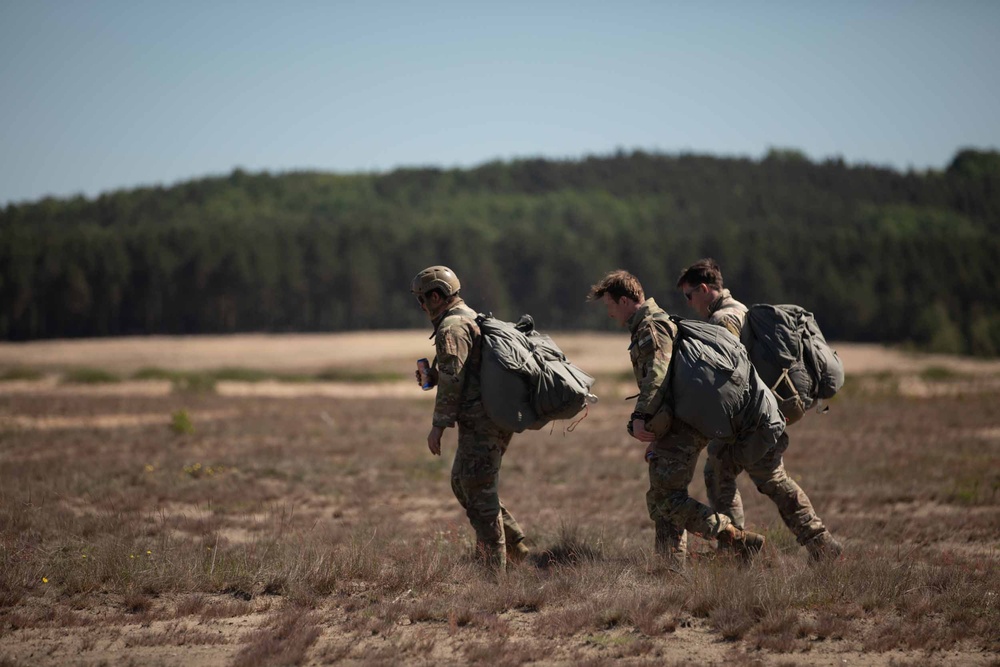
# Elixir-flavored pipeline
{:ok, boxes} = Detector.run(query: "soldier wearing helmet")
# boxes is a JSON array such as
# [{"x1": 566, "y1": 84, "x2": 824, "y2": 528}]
[{"x1": 411, "y1": 265, "x2": 529, "y2": 572}]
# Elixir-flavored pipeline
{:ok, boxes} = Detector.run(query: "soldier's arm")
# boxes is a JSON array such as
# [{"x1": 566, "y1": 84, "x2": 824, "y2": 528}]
[
  {"x1": 431, "y1": 323, "x2": 473, "y2": 427},
  {"x1": 633, "y1": 321, "x2": 673, "y2": 417}
]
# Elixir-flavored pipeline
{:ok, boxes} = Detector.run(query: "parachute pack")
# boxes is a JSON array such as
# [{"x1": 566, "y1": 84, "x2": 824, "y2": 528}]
[
  {"x1": 477, "y1": 314, "x2": 597, "y2": 433},
  {"x1": 653, "y1": 314, "x2": 785, "y2": 465},
  {"x1": 739, "y1": 304, "x2": 845, "y2": 425}
]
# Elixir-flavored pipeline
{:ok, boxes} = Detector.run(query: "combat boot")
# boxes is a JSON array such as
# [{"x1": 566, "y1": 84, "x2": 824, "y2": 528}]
[
  {"x1": 475, "y1": 540, "x2": 507, "y2": 573},
  {"x1": 506, "y1": 539, "x2": 530, "y2": 565},
  {"x1": 655, "y1": 519, "x2": 687, "y2": 569},
  {"x1": 804, "y1": 532, "x2": 843, "y2": 563},
  {"x1": 717, "y1": 524, "x2": 765, "y2": 564}
]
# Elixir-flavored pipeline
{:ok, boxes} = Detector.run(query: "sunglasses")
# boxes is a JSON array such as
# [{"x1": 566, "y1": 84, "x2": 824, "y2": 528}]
[{"x1": 683, "y1": 285, "x2": 702, "y2": 301}]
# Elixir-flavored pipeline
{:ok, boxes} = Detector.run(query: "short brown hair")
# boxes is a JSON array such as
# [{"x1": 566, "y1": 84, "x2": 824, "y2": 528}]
[
  {"x1": 677, "y1": 258, "x2": 724, "y2": 289},
  {"x1": 587, "y1": 270, "x2": 644, "y2": 303}
]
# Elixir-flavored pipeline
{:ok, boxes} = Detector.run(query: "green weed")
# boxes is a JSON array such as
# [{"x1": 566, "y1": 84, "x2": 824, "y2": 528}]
[
  {"x1": 61, "y1": 367, "x2": 121, "y2": 384},
  {"x1": 171, "y1": 410, "x2": 194, "y2": 435},
  {"x1": 0, "y1": 366, "x2": 44, "y2": 381}
]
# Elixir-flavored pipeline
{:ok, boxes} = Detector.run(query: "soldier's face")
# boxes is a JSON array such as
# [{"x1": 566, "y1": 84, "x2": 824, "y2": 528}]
[
  {"x1": 682, "y1": 282, "x2": 712, "y2": 318},
  {"x1": 602, "y1": 293, "x2": 632, "y2": 328},
  {"x1": 418, "y1": 292, "x2": 445, "y2": 319}
]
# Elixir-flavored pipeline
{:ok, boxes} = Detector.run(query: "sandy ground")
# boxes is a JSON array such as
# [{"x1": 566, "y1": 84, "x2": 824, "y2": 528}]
[
  {"x1": 2, "y1": 331, "x2": 999, "y2": 377},
  {"x1": 1, "y1": 334, "x2": 998, "y2": 666}
]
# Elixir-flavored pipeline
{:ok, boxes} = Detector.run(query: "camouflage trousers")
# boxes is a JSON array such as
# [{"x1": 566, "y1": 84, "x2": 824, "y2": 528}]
[
  {"x1": 704, "y1": 432, "x2": 827, "y2": 546},
  {"x1": 451, "y1": 417, "x2": 525, "y2": 570},
  {"x1": 646, "y1": 421, "x2": 733, "y2": 563}
]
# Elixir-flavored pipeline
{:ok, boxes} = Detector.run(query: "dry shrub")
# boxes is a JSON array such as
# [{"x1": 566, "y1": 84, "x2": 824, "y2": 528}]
[
  {"x1": 3, "y1": 606, "x2": 56, "y2": 631},
  {"x1": 392, "y1": 630, "x2": 437, "y2": 657},
  {"x1": 0, "y1": 588, "x2": 23, "y2": 610},
  {"x1": 536, "y1": 603, "x2": 599, "y2": 637},
  {"x1": 232, "y1": 606, "x2": 321, "y2": 667},
  {"x1": 313, "y1": 640, "x2": 353, "y2": 663},
  {"x1": 463, "y1": 636, "x2": 510, "y2": 663},
  {"x1": 174, "y1": 594, "x2": 208, "y2": 617},
  {"x1": 862, "y1": 616, "x2": 968, "y2": 653},
  {"x1": 750, "y1": 609, "x2": 808, "y2": 653},
  {"x1": 344, "y1": 600, "x2": 402, "y2": 637},
  {"x1": 533, "y1": 523, "x2": 604, "y2": 569},
  {"x1": 200, "y1": 598, "x2": 254, "y2": 619},
  {"x1": 126, "y1": 620, "x2": 230, "y2": 647},
  {"x1": 461, "y1": 569, "x2": 549, "y2": 614},
  {"x1": 407, "y1": 597, "x2": 447, "y2": 624},
  {"x1": 809, "y1": 610, "x2": 853, "y2": 640},
  {"x1": 480, "y1": 639, "x2": 552, "y2": 666},
  {"x1": 373, "y1": 536, "x2": 463, "y2": 593},
  {"x1": 123, "y1": 591, "x2": 153, "y2": 614},
  {"x1": 710, "y1": 604, "x2": 754, "y2": 641},
  {"x1": 447, "y1": 606, "x2": 476, "y2": 632}
]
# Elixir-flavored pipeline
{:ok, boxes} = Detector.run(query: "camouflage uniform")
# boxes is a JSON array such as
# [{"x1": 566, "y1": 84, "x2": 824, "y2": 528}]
[
  {"x1": 703, "y1": 288, "x2": 750, "y2": 528},
  {"x1": 431, "y1": 299, "x2": 525, "y2": 569},
  {"x1": 627, "y1": 298, "x2": 733, "y2": 564},
  {"x1": 701, "y1": 291, "x2": 837, "y2": 557},
  {"x1": 706, "y1": 288, "x2": 748, "y2": 339},
  {"x1": 708, "y1": 431, "x2": 828, "y2": 549},
  {"x1": 633, "y1": 297, "x2": 835, "y2": 562}
]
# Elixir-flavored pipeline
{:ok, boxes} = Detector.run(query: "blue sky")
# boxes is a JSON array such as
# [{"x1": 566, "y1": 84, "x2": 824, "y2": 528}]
[{"x1": 1, "y1": 0, "x2": 998, "y2": 205}]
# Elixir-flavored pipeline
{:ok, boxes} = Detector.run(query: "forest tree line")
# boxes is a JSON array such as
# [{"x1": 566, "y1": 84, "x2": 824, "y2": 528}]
[{"x1": 1, "y1": 148, "x2": 999, "y2": 356}]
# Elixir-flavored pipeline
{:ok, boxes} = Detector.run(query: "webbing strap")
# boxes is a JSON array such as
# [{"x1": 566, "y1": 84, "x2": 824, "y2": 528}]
[{"x1": 770, "y1": 366, "x2": 800, "y2": 400}]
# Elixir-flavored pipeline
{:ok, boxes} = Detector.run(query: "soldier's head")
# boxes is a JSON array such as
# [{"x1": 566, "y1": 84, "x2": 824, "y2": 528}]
[
  {"x1": 587, "y1": 270, "x2": 644, "y2": 328},
  {"x1": 677, "y1": 258, "x2": 723, "y2": 318},
  {"x1": 411, "y1": 265, "x2": 461, "y2": 319}
]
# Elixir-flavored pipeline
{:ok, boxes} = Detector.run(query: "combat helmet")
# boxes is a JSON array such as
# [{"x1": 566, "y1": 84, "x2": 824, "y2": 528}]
[{"x1": 411, "y1": 266, "x2": 461, "y2": 300}]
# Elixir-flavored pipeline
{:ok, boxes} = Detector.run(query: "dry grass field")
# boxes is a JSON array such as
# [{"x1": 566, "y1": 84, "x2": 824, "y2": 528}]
[{"x1": 1, "y1": 333, "x2": 999, "y2": 666}]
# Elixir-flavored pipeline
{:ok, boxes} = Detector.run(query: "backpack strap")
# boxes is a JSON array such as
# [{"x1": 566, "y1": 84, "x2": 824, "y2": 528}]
[{"x1": 641, "y1": 313, "x2": 682, "y2": 417}]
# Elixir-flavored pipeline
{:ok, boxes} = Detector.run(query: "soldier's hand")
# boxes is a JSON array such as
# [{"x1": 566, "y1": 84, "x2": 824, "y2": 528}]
[
  {"x1": 631, "y1": 418, "x2": 656, "y2": 443},
  {"x1": 427, "y1": 425, "x2": 445, "y2": 456},
  {"x1": 415, "y1": 368, "x2": 439, "y2": 388}
]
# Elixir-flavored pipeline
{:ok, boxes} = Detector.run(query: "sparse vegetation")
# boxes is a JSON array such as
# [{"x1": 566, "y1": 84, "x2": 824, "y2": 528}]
[
  {"x1": 0, "y1": 366, "x2": 43, "y2": 381},
  {"x1": 61, "y1": 367, "x2": 121, "y2": 384},
  {"x1": 1, "y1": 351, "x2": 998, "y2": 664},
  {"x1": 313, "y1": 368, "x2": 406, "y2": 383},
  {"x1": 170, "y1": 409, "x2": 194, "y2": 435},
  {"x1": 131, "y1": 365, "x2": 405, "y2": 386}
]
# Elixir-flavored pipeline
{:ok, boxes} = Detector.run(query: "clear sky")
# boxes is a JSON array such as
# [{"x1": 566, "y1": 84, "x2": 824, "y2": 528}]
[{"x1": 1, "y1": 0, "x2": 998, "y2": 205}]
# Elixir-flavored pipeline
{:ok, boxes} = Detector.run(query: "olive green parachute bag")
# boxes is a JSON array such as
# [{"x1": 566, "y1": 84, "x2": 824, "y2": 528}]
[
  {"x1": 476, "y1": 314, "x2": 597, "y2": 433},
  {"x1": 648, "y1": 313, "x2": 785, "y2": 467},
  {"x1": 739, "y1": 304, "x2": 844, "y2": 425}
]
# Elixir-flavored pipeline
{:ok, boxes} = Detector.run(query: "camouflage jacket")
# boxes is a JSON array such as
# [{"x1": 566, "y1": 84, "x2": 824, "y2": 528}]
[
  {"x1": 627, "y1": 298, "x2": 677, "y2": 418},
  {"x1": 430, "y1": 299, "x2": 484, "y2": 428},
  {"x1": 707, "y1": 289, "x2": 748, "y2": 339}
]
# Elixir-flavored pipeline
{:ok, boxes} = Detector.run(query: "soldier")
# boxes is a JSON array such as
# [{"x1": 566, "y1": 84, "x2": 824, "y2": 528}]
[
  {"x1": 587, "y1": 269, "x2": 766, "y2": 567},
  {"x1": 677, "y1": 258, "x2": 747, "y2": 339},
  {"x1": 677, "y1": 259, "x2": 843, "y2": 562},
  {"x1": 676, "y1": 258, "x2": 750, "y2": 554},
  {"x1": 411, "y1": 265, "x2": 529, "y2": 571}
]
